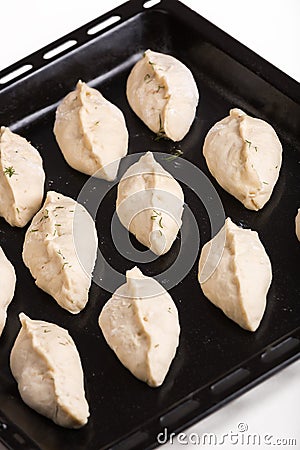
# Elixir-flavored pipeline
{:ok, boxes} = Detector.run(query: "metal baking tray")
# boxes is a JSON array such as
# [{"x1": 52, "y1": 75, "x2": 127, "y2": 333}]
[{"x1": 0, "y1": 0, "x2": 299, "y2": 449}]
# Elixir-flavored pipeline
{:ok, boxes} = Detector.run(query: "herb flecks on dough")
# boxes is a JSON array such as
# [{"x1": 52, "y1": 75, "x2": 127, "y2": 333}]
[{"x1": 151, "y1": 209, "x2": 164, "y2": 230}]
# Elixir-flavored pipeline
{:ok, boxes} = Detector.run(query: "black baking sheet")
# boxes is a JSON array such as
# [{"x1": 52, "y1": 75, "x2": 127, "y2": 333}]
[{"x1": 0, "y1": 1, "x2": 299, "y2": 449}]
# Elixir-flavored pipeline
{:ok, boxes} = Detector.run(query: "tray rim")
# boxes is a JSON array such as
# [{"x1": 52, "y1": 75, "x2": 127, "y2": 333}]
[{"x1": 0, "y1": 0, "x2": 299, "y2": 103}]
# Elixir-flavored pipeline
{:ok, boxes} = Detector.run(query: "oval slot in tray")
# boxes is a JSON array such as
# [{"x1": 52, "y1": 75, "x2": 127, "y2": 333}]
[
  {"x1": 0, "y1": 64, "x2": 33, "y2": 84},
  {"x1": 261, "y1": 337, "x2": 300, "y2": 364},
  {"x1": 43, "y1": 40, "x2": 77, "y2": 60},
  {"x1": 87, "y1": 16, "x2": 121, "y2": 35},
  {"x1": 143, "y1": 0, "x2": 161, "y2": 8},
  {"x1": 160, "y1": 399, "x2": 200, "y2": 428},
  {"x1": 210, "y1": 368, "x2": 250, "y2": 395}
]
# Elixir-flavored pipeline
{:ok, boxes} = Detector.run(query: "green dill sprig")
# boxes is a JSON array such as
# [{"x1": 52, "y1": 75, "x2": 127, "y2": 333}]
[
  {"x1": 57, "y1": 249, "x2": 65, "y2": 259},
  {"x1": 151, "y1": 209, "x2": 164, "y2": 231},
  {"x1": 151, "y1": 209, "x2": 160, "y2": 220},
  {"x1": 57, "y1": 249, "x2": 71, "y2": 269},
  {"x1": 245, "y1": 139, "x2": 258, "y2": 152},
  {"x1": 165, "y1": 149, "x2": 183, "y2": 161},
  {"x1": 156, "y1": 85, "x2": 164, "y2": 93},
  {"x1": 4, "y1": 166, "x2": 17, "y2": 177},
  {"x1": 144, "y1": 73, "x2": 151, "y2": 83},
  {"x1": 38, "y1": 208, "x2": 49, "y2": 224}
]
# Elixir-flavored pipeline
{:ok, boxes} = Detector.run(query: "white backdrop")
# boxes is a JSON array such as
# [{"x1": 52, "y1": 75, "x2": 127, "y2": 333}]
[
  {"x1": 1, "y1": 0, "x2": 299, "y2": 81},
  {"x1": 0, "y1": 1, "x2": 299, "y2": 449}
]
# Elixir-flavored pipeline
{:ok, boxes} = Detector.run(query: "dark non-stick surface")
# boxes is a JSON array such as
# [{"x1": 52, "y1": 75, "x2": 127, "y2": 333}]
[{"x1": 0, "y1": 1, "x2": 299, "y2": 449}]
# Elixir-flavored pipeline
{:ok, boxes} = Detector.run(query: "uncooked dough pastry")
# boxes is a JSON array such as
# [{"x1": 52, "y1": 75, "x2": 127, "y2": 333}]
[
  {"x1": 296, "y1": 209, "x2": 300, "y2": 241},
  {"x1": 198, "y1": 218, "x2": 272, "y2": 331},
  {"x1": 99, "y1": 266, "x2": 180, "y2": 387},
  {"x1": 22, "y1": 191, "x2": 98, "y2": 314},
  {"x1": 0, "y1": 126, "x2": 45, "y2": 227},
  {"x1": 10, "y1": 313, "x2": 89, "y2": 428},
  {"x1": 203, "y1": 108, "x2": 282, "y2": 210},
  {"x1": 127, "y1": 49, "x2": 199, "y2": 141},
  {"x1": 54, "y1": 80, "x2": 128, "y2": 181},
  {"x1": 0, "y1": 246, "x2": 16, "y2": 336},
  {"x1": 116, "y1": 151, "x2": 184, "y2": 255}
]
